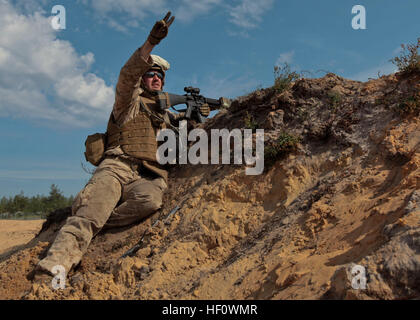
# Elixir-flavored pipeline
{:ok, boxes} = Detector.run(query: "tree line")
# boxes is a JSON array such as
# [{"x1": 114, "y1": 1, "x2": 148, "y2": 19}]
[{"x1": 0, "y1": 184, "x2": 74, "y2": 219}]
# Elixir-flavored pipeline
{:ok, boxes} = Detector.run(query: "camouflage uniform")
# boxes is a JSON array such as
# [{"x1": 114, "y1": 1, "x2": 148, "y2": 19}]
[{"x1": 37, "y1": 48, "x2": 180, "y2": 275}]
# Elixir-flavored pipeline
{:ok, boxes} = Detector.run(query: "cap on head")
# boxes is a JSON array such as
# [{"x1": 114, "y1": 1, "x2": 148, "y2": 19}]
[
  {"x1": 143, "y1": 54, "x2": 170, "y2": 89},
  {"x1": 150, "y1": 54, "x2": 170, "y2": 75}
]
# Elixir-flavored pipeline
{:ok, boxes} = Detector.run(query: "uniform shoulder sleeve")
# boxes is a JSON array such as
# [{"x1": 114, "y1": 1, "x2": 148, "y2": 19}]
[{"x1": 112, "y1": 48, "x2": 153, "y2": 121}]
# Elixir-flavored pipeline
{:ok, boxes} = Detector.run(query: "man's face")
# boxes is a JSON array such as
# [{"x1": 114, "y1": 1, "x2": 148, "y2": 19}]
[{"x1": 142, "y1": 70, "x2": 164, "y2": 91}]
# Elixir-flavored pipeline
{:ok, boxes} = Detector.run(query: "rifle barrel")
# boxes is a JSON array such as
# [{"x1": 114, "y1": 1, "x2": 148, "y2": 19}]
[{"x1": 205, "y1": 97, "x2": 220, "y2": 107}]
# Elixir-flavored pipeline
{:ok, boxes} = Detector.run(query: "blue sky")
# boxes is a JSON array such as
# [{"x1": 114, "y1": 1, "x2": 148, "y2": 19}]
[{"x1": 0, "y1": 0, "x2": 419, "y2": 197}]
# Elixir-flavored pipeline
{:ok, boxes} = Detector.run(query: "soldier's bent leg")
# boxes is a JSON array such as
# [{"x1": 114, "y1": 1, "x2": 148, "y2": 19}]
[
  {"x1": 37, "y1": 169, "x2": 123, "y2": 275},
  {"x1": 105, "y1": 176, "x2": 167, "y2": 228}
]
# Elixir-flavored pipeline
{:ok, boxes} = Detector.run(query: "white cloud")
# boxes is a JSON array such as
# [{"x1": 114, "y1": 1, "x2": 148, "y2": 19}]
[
  {"x1": 174, "y1": 0, "x2": 222, "y2": 23},
  {"x1": 56, "y1": 74, "x2": 113, "y2": 110},
  {"x1": 0, "y1": 0, "x2": 114, "y2": 127},
  {"x1": 9, "y1": 0, "x2": 49, "y2": 15},
  {"x1": 82, "y1": 0, "x2": 271, "y2": 32},
  {"x1": 83, "y1": 0, "x2": 167, "y2": 31},
  {"x1": 82, "y1": 0, "x2": 222, "y2": 29},
  {"x1": 87, "y1": 0, "x2": 165, "y2": 17},
  {"x1": 275, "y1": 50, "x2": 295, "y2": 66},
  {"x1": 228, "y1": 0, "x2": 274, "y2": 29}
]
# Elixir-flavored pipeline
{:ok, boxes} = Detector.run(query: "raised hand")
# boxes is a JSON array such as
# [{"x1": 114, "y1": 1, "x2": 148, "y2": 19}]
[{"x1": 147, "y1": 11, "x2": 175, "y2": 45}]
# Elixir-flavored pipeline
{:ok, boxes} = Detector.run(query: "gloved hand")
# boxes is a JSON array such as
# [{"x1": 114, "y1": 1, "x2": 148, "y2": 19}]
[
  {"x1": 199, "y1": 103, "x2": 210, "y2": 117},
  {"x1": 148, "y1": 11, "x2": 175, "y2": 45}
]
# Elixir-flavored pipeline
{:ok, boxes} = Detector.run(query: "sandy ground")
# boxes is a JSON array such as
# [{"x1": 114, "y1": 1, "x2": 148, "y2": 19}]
[
  {"x1": 0, "y1": 220, "x2": 45, "y2": 255},
  {"x1": 0, "y1": 72, "x2": 418, "y2": 300}
]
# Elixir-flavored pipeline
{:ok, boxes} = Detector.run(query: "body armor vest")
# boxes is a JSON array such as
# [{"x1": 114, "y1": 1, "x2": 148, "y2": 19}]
[{"x1": 106, "y1": 95, "x2": 169, "y2": 180}]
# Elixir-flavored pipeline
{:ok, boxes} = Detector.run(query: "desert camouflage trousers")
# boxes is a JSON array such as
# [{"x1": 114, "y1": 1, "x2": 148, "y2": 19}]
[{"x1": 37, "y1": 157, "x2": 167, "y2": 275}]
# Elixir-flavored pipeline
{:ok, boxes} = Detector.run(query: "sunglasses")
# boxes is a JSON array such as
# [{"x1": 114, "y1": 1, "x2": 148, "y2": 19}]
[{"x1": 144, "y1": 71, "x2": 164, "y2": 80}]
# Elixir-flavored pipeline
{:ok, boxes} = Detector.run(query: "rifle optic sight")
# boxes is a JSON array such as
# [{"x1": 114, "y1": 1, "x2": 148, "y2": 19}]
[{"x1": 184, "y1": 87, "x2": 200, "y2": 95}]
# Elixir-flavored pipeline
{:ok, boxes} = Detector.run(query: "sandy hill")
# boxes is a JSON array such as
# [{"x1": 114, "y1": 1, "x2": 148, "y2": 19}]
[{"x1": 0, "y1": 70, "x2": 419, "y2": 300}]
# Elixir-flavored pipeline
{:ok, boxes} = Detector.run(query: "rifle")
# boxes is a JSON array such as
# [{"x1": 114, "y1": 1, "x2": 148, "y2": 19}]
[{"x1": 165, "y1": 87, "x2": 230, "y2": 123}]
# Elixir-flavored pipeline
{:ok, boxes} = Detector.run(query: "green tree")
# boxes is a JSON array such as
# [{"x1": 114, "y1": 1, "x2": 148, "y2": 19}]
[
  {"x1": 11, "y1": 191, "x2": 29, "y2": 213},
  {"x1": 0, "y1": 196, "x2": 7, "y2": 213},
  {"x1": 45, "y1": 184, "x2": 67, "y2": 212},
  {"x1": 0, "y1": 184, "x2": 75, "y2": 219}
]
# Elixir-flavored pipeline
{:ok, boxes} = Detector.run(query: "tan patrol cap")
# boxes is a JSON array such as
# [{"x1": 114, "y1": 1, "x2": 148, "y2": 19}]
[{"x1": 150, "y1": 54, "x2": 170, "y2": 74}]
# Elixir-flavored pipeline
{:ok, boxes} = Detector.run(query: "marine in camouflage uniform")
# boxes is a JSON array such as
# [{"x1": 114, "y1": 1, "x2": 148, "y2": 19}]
[{"x1": 34, "y1": 12, "x2": 209, "y2": 279}]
